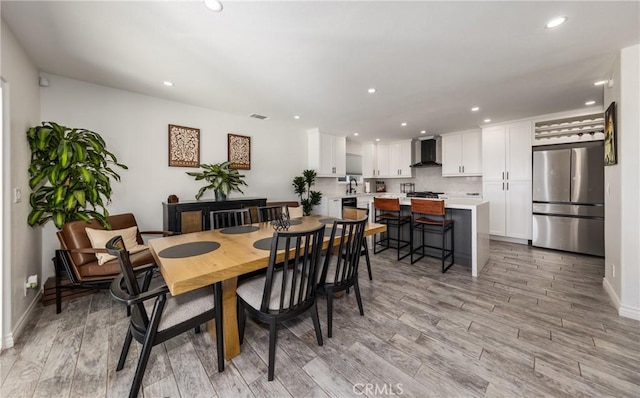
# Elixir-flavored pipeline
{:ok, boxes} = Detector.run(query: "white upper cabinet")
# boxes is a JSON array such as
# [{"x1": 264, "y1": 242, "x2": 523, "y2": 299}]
[
  {"x1": 361, "y1": 139, "x2": 413, "y2": 178},
  {"x1": 483, "y1": 122, "x2": 532, "y2": 181},
  {"x1": 385, "y1": 140, "x2": 413, "y2": 178},
  {"x1": 362, "y1": 142, "x2": 376, "y2": 178},
  {"x1": 375, "y1": 143, "x2": 391, "y2": 177},
  {"x1": 398, "y1": 140, "x2": 413, "y2": 177},
  {"x1": 441, "y1": 130, "x2": 482, "y2": 177},
  {"x1": 308, "y1": 129, "x2": 346, "y2": 177}
]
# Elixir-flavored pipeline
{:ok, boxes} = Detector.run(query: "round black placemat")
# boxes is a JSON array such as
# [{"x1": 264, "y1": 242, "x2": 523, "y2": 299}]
[
  {"x1": 319, "y1": 217, "x2": 341, "y2": 224},
  {"x1": 253, "y1": 237, "x2": 299, "y2": 251},
  {"x1": 288, "y1": 219, "x2": 302, "y2": 225},
  {"x1": 220, "y1": 225, "x2": 260, "y2": 234},
  {"x1": 158, "y1": 241, "x2": 220, "y2": 258}
]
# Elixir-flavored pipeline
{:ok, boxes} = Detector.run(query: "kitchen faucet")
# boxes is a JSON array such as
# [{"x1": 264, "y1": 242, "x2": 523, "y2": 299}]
[{"x1": 347, "y1": 176, "x2": 358, "y2": 194}]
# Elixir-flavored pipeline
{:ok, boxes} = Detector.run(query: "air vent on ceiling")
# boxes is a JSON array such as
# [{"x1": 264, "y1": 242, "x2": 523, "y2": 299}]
[{"x1": 249, "y1": 113, "x2": 268, "y2": 120}]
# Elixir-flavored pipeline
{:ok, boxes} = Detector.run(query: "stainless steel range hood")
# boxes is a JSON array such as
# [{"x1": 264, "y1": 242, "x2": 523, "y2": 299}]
[{"x1": 411, "y1": 137, "x2": 442, "y2": 167}]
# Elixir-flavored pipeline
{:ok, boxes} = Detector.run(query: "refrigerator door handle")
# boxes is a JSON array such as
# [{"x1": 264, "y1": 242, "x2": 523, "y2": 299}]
[
  {"x1": 507, "y1": 182, "x2": 509, "y2": 190},
  {"x1": 502, "y1": 171, "x2": 504, "y2": 180},
  {"x1": 506, "y1": 171, "x2": 509, "y2": 180},
  {"x1": 502, "y1": 182, "x2": 505, "y2": 190}
]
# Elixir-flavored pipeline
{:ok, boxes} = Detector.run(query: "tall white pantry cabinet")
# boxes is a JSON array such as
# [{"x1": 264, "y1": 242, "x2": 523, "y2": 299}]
[{"x1": 482, "y1": 121, "x2": 533, "y2": 240}]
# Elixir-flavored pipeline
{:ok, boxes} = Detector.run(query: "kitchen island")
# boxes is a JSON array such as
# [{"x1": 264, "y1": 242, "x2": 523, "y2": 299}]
[{"x1": 369, "y1": 197, "x2": 490, "y2": 277}]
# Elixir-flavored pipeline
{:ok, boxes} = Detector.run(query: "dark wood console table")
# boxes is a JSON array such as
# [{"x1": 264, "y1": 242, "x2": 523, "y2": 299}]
[{"x1": 163, "y1": 197, "x2": 267, "y2": 233}]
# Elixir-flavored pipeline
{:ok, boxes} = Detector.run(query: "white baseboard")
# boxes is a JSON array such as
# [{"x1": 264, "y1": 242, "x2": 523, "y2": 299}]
[
  {"x1": 619, "y1": 305, "x2": 640, "y2": 321},
  {"x1": 602, "y1": 277, "x2": 621, "y2": 309},
  {"x1": 490, "y1": 236, "x2": 529, "y2": 245},
  {"x1": 602, "y1": 277, "x2": 640, "y2": 320},
  {"x1": 3, "y1": 289, "x2": 43, "y2": 349}
]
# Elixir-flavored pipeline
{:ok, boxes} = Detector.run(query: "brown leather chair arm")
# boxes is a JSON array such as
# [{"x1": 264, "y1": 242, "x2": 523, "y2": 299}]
[{"x1": 67, "y1": 247, "x2": 108, "y2": 254}]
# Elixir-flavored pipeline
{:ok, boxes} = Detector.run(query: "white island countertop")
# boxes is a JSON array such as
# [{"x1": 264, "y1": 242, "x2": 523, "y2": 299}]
[
  {"x1": 369, "y1": 196, "x2": 490, "y2": 277},
  {"x1": 397, "y1": 197, "x2": 488, "y2": 210}
]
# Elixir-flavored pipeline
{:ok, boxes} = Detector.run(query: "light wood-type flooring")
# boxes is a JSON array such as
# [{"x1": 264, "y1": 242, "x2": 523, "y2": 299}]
[{"x1": 2, "y1": 241, "x2": 639, "y2": 397}]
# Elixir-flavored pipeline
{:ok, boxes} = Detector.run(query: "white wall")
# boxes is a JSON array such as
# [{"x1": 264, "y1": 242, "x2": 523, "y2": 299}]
[
  {"x1": 603, "y1": 44, "x2": 640, "y2": 320},
  {"x1": 39, "y1": 74, "x2": 308, "y2": 279},
  {"x1": 618, "y1": 45, "x2": 639, "y2": 316},
  {"x1": 1, "y1": 20, "x2": 42, "y2": 346}
]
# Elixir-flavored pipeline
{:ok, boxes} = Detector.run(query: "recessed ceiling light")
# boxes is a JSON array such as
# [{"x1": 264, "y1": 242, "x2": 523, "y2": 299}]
[
  {"x1": 293, "y1": 115, "x2": 300, "y2": 119},
  {"x1": 354, "y1": 133, "x2": 359, "y2": 136},
  {"x1": 367, "y1": 88, "x2": 376, "y2": 94},
  {"x1": 163, "y1": 81, "x2": 174, "y2": 87},
  {"x1": 585, "y1": 101, "x2": 596, "y2": 106},
  {"x1": 401, "y1": 122, "x2": 407, "y2": 127},
  {"x1": 471, "y1": 107, "x2": 479, "y2": 112},
  {"x1": 594, "y1": 80, "x2": 608, "y2": 86},
  {"x1": 375, "y1": 138, "x2": 380, "y2": 142},
  {"x1": 420, "y1": 130, "x2": 426, "y2": 134},
  {"x1": 484, "y1": 119, "x2": 491, "y2": 123},
  {"x1": 545, "y1": 16, "x2": 567, "y2": 29},
  {"x1": 203, "y1": 0, "x2": 223, "y2": 12}
]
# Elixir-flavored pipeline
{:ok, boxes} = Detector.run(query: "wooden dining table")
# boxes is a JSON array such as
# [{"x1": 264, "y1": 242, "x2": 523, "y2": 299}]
[{"x1": 148, "y1": 215, "x2": 386, "y2": 360}]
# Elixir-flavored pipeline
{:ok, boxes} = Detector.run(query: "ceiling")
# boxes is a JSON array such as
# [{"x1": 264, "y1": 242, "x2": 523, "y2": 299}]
[{"x1": 2, "y1": 1, "x2": 639, "y2": 142}]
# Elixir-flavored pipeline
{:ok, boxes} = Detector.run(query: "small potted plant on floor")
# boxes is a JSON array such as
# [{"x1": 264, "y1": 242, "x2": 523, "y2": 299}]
[{"x1": 186, "y1": 161, "x2": 248, "y2": 201}]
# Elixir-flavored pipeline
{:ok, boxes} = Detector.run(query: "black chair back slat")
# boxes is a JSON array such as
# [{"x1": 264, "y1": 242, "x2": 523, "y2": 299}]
[
  {"x1": 257, "y1": 205, "x2": 290, "y2": 223},
  {"x1": 107, "y1": 236, "x2": 151, "y2": 327},
  {"x1": 261, "y1": 225, "x2": 325, "y2": 313},
  {"x1": 210, "y1": 208, "x2": 253, "y2": 229},
  {"x1": 321, "y1": 217, "x2": 367, "y2": 289}
]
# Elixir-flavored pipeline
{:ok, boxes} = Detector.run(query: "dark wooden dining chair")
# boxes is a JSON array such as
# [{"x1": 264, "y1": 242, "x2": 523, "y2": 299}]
[
  {"x1": 257, "y1": 204, "x2": 289, "y2": 223},
  {"x1": 236, "y1": 224, "x2": 325, "y2": 381},
  {"x1": 210, "y1": 208, "x2": 253, "y2": 229},
  {"x1": 106, "y1": 236, "x2": 224, "y2": 398},
  {"x1": 342, "y1": 207, "x2": 373, "y2": 280},
  {"x1": 317, "y1": 216, "x2": 368, "y2": 337}
]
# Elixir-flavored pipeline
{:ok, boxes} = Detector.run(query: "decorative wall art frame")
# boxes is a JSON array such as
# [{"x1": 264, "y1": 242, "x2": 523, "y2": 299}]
[
  {"x1": 604, "y1": 102, "x2": 617, "y2": 166},
  {"x1": 228, "y1": 133, "x2": 251, "y2": 170},
  {"x1": 168, "y1": 124, "x2": 200, "y2": 167}
]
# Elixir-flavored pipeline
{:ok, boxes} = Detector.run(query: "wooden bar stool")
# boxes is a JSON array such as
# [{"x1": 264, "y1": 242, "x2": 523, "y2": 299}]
[
  {"x1": 410, "y1": 199, "x2": 454, "y2": 273},
  {"x1": 373, "y1": 197, "x2": 411, "y2": 260}
]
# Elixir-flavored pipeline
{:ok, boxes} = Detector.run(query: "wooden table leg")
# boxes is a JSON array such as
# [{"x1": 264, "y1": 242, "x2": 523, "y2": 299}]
[{"x1": 209, "y1": 277, "x2": 240, "y2": 360}]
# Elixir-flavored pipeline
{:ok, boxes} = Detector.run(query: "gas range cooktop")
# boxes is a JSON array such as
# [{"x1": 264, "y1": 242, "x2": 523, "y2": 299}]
[{"x1": 405, "y1": 191, "x2": 444, "y2": 199}]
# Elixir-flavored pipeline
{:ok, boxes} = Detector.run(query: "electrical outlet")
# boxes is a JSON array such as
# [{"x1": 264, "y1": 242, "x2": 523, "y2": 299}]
[{"x1": 13, "y1": 188, "x2": 21, "y2": 203}]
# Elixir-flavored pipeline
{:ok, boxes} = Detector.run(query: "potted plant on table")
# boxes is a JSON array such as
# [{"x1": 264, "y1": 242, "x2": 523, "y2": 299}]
[
  {"x1": 292, "y1": 169, "x2": 322, "y2": 216},
  {"x1": 26, "y1": 122, "x2": 128, "y2": 229},
  {"x1": 186, "y1": 161, "x2": 248, "y2": 201}
]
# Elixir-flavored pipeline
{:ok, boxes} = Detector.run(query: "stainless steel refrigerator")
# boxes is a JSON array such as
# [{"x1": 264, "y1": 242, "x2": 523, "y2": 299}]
[{"x1": 532, "y1": 142, "x2": 604, "y2": 256}]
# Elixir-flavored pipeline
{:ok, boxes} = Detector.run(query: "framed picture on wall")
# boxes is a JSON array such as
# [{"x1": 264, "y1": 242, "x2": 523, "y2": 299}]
[
  {"x1": 604, "y1": 102, "x2": 617, "y2": 166},
  {"x1": 168, "y1": 124, "x2": 200, "y2": 167},
  {"x1": 228, "y1": 133, "x2": 251, "y2": 170}
]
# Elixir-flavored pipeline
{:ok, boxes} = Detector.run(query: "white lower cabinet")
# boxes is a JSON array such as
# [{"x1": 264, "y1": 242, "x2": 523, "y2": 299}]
[
  {"x1": 483, "y1": 180, "x2": 531, "y2": 239},
  {"x1": 328, "y1": 198, "x2": 342, "y2": 218}
]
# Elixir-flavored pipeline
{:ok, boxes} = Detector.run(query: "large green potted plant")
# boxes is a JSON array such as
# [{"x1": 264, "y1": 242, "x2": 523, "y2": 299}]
[
  {"x1": 292, "y1": 169, "x2": 322, "y2": 216},
  {"x1": 186, "y1": 161, "x2": 248, "y2": 201},
  {"x1": 26, "y1": 122, "x2": 128, "y2": 229}
]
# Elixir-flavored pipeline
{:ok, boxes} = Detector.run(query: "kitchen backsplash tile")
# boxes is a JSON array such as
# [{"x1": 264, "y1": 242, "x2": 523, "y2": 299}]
[
  {"x1": 314, "y1": 167, "x2": 482, "y2": 198},
  {"x1": 381, "y1": 167, "x2": 482, "y2": 194}
]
